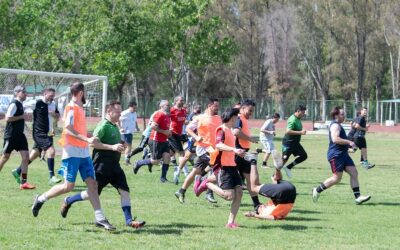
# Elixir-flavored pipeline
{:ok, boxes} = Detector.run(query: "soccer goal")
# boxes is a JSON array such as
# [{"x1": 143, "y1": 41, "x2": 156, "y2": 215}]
[{"x1": 0, "y1": 68, "x2": 108, "y2": 119}]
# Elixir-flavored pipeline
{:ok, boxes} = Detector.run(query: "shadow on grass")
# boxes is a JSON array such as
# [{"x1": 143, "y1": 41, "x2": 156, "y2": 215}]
[
  {"x1": 284, "y1": 216, "x2": 322, "y2": 222},
  {"x1": 291, "y1": 209, "x2": 322, "y2": 214},
  {"x1": 362, "y1": 202, "x2": 400, "y2": 206},
  {"x1": 256, "y1": 224, "x2": 308, "y2": 231}
]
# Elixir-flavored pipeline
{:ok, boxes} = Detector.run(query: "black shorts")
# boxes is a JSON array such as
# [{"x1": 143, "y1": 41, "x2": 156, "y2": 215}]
[
  {"x1": 354, "y1": 136, "x2": 367, "y2": 149},
  {"x1": 94, "y1": 163, "x2": 130, "y2": 194},
  {"x1": 282, "y1": 143, "x2": 306, "y2": 161},
  {"x1": 259, "y1": 180, "x2": 296, "y2": 204},
  {"x1": 168, "y1": 133, "x2": 184, "y2": 153},
  {"x1": 328, "y1": 154, "x2": 355, "y2": 173},
  {"x1": 235, "y1": 154, "x2": 251, "y2": 175},
  {"x1": 218, "y1": 167, "x2": 242, "y2": 190},
  {"x1": 149, "y1": 140, "x2": 169, "y2": 160},
  {"x1": 2, "y1": 134, "x2": 28, "y2": 154},
  {"x1": 193, "y1": 153, "x2": 210, "y2": 172},
  {"x1": 33, "y1": 133, "x2": 53, "y2": 152}
]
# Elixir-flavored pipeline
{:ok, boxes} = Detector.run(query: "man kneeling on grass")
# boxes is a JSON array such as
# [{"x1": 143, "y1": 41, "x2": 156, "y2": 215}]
[{"x1": 244, "y1": 163, "x2": 296, "y2": 220}]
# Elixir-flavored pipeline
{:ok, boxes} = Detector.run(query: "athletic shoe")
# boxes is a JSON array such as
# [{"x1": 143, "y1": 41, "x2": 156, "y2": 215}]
[
  {"x1": 32, "y1": 195, "x2": 44, "y2": 217},
  {"x1": 175, "y1": 191, "x2": 185, "y2": 203},
  {"x1": 195, "y1": 178, "x2": 208, "y2": 197},
  {"x1": 173, "y1": 166, "x2": 180, "y2": 185},
  {"x1": 312, "y1": 187, "x2": 320, "y2": 203},
  {"x1": 225, "y1": 222, "x2": 239, "y2": 229},
  {"x1": 183, "y1": 165, "x2": 189, "y2": 177},
  {"x1": 11, "y1": 169, "x2": 21, "y2": 184},
  {"x1": 95, "y1": 219, "x2": 116, "y2": 231},
  {"x1": 160, "y1": 177, "x2": 169, "y2": 183},
  {"x1": 205, "y1": 192, "x2": 217, "y2": 203},
  {"x1": 125, "y1": 158, "x2": 131, "y2": 166},
  {"x1": 60, "y1": 197, "x2": 71, "y2": 218},
  {"x1": 283, "y1": 166, "x2": 292, "y2": 179},
  {"x1": 362, "y1": 161, "x2": 375, "y2": 170},
  {"x1": 355, "y1": 195, "x2": 371, "y2": 205},
  {"x1": 20, "y1": 182, "x2": 36, "y2": 190},
  {"x1": 49, "y1": 176, "x2": 62, "y2": 185},
  {"x1": 193, "y1": 175, "x2": 201, "y2": 194},
  {"x1": 133, "y1": 162, "x2": 141, "y2": 174},
  {"x1": 127, "y1": 220, "x2": 146, "y2": 229}
]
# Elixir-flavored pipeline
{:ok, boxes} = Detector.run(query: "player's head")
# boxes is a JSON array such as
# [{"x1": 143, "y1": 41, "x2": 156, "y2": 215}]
[
  {"x1": 105, "y1": 100, "x2": 122, "y2": 123},
  {"x1": 240, "y1": 99, "x2": 256, "y2": 119},
  {"x1": 193, "y1": 104, "x2": 201, "y2": 114},
  {"x1": 295, "y1": 105, "x2": 307, "y2": 118},
  {"x1": 221, "y1": 107, "x2": 240, "y2": 126},
  {"x1": 159, "y1": 99, "x2": 170, "y2": 113},
  {"x1": 331, "y1": 106, "x2": 345, "y2": 123},
  {"x1": 128, "y1": 101, "x2": 137, "y2": 112},
  {"x1": 43, "y1": 88, "x2": 56, "y2": 103},
  {"x1": 14, "y1": 85, "x2": 27, "y2": 101},
  {"x1": 207, "y1": 98, "x2": 219, "y2": 115},
  {"x1": 233, "y1": 101, "x2": 242, "y2": 109},
  {"x1": 360, "y1": 107, "x2": 368, "y2": 117},
  {"x1": 174, "y1": 95, "x2": 185, "y2": 108},
  {"x1": 70, "y1": 82, "x2": 86, "y2": 104},
  {"x1": 272, "y1": 112, "x2": 280, "y2": 123}
]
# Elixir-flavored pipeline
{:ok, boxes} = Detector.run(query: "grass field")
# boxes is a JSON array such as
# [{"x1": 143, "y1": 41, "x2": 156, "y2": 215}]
[{"x1": 0, "y1": 130, "x2": 399, "y2": 249}]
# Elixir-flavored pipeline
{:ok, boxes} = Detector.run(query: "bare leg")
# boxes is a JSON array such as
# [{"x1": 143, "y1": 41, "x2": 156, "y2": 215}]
[
  {"x1": 228, "y1": 186, "x2": 243, "y2": 224},
  {"x1": 0, "y1": 153, "x2": 11, "y2": 171}
]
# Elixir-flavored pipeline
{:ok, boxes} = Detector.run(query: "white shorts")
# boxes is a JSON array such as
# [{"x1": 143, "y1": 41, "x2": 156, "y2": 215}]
[{"x1": 261, "y1": 139, "x2": 275, "y2": 153}]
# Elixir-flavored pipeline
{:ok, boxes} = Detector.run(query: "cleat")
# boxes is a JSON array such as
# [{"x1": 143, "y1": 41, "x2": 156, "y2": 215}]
[
  {"x1": 32, "y1": 195, "x2": 44, "y2": 217},
  {"x1": 175, "y1": 191, "x2": 185, "y2": 203},
  {"x1": 355, "y1": 195, "x2": 371, "y2": 205},
  {"x1": 160, "y1": 177, "x2": 169, "y2": 183},
  {"x1": 193, "y1": 175, "x2": 201, "y2": 194},
  {"x1": 95, "y1": 219, "x2": 116, "y2": 231},
  {"x1": 127, "y1": 220, "x2": 146, "y2": 229},
  {"x1": 312, "y1": 187, "x2": 320, "y2": 203},
  {"x1": 283, "y1": 166, "x2": 292, "y2": 179},
  {"x1": 195, "y1": 178, "x2": 208, "y2": 197},
  {"x1": 60, "y1": 197, "x2": 71, "y2": 218},
  {"x1": 20, "y1": 182, "x2": 36, "y2": 190},
  {"x1": 362, "y1": 161, "x2": 375, "y2": 170},
  {"x1": 225, "y1": 222, "x2": 239, "y2": 229},
  {"x1": 11, "y1": 169, "x2": 21, "y2": 184},
  {"x1": 49, "y1": 176, "x2": 62, "y2": 185},
  {"x1": 133, "y1": 162, "x2": 141, "y2": 174},
  {"x1": 205, "y1": 192, "x2": 217, "y2": 203}
]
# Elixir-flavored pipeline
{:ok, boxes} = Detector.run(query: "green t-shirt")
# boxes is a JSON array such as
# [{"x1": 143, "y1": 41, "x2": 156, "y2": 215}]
[
  {"x1": 93, "y1": 119, "x2": 121, "y2": 145},
  {"x1": 283, "y1": 114, "x2": 303, "y2": 144}
]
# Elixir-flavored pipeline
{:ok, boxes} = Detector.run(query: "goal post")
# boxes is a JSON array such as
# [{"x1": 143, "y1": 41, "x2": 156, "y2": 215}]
[{"x1": 0, "y1": 68, "x2": 108, "y2": 119}]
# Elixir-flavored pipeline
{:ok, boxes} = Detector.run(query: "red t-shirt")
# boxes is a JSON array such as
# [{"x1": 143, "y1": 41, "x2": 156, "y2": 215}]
[
  {"x1": 169, "y1": 107, "x2": 187, "y2": 135},
  {"x1": 150, "y1": 111, "x2": 171, "y2": 142}
]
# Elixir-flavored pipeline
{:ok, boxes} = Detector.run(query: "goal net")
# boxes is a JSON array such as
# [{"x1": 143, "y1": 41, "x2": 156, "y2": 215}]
[{"x1": 0, "y1": 68, "x2": 108, "y2": 121}]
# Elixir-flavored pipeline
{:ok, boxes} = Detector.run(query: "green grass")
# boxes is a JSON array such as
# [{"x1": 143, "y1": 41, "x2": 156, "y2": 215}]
[{"x1": 0, "y1": 131, "x2": 399, "y2": 249}]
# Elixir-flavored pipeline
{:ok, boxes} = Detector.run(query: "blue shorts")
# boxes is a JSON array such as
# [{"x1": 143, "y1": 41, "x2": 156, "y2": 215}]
[
  {"x1": 328, "y1": 154, "x2": 355, "y2": 173},
  {"x1": 121, "y1": 134, "x2": 133, "y2": 144},
  {"x1": 60, "y1": 157, "x2": 96, "y2": 183}
]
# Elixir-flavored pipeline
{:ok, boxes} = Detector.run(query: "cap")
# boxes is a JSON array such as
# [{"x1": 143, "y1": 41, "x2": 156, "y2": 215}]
[{"x1": 14, "y1": 85, "x2": 26, "y2": 94}]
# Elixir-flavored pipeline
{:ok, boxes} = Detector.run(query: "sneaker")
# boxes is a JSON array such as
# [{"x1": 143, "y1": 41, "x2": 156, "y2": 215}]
[
  {"x1": 195, "y1": 178, "x2": 208, "y2": 197},
  {"x1": 312, "y1": 187, "x2": 320, "y2": 203},
  {"x1": 11, "y1": 169, "x2": 21, "y2": 184},
  {"x1": 133, "y1": 162, "x2": 141, "y2": 174},
  {"x1": 225, "y1": 222, "x2": 239, "y2": 229},
  {"x1": 362, "y1": 161, "x2": 375, "y2": 170},
  {"x1": 193, "y1": 175, "x2": 201, "y2": 194},
  {"x1": 205, "y1": 192, "x2": 217, "y2": 203},
  {"x1": 355, "y1": 195, "x2": 371, "y2": 205},
  {"x1": 160, "y1": 177, "x2": 169, "y2": 183},
  {"x1": 175, "y1": 191, "x2": 185, "y2": 203},
  {"x1": 173, "y1": 167, "x2": 180, "y2": 185},
  {"x1": 127, "y1": 219, "x2": 146, "y2": 229},
  {"x1": 20, "y1": 182, "x2": 36, "y2": 190},
  {"x1": 283, "y1": 166, "x2": 292, "y2": 179},
  {"x1": 32, "y1": 195, "x2": 44, "y2": 217},
  {"x1": 49, "y1": 176, "x2": 62, "y2": 185},
  {"x1": 95, "y1": 219, "x2": 116, "y2": 231},
  {"x1": 60, "y1": 197, "x2": 71, "y2": 218}
]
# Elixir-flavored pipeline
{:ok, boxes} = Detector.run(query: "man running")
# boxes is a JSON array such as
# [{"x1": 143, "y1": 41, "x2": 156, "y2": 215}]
[
  {"x1": 60, "y1": 100, "x2": 145, "y2": 229},
  {"x1": 0, "y1": 85, "x2": 35, "y2": 189},
  {"x1": 175, "y1": 98, "x2": 221, "y2": 203},
  {"x1": 259, "y1": 113, "x2": 280, "y2": 168},
  {"x1": 281, "y1": 105, "x2": 308, "y2": 178},
  {"x1": 31, "y1": 82, "x2": 115, "y2": 231},
  {"x1": 353, "y1": 107, "x2": 374, "y2": 169},
  {"x1": 312, "y1": 106, "x2": 371, "y2": 205},
  {"x1": 127, "y1": 112, "x2": 154, "y2": 162},
  {"x1": 133, "y1": 100, "x2": 171, "y2": 183},
  {"x1": 232, "y1": 99, "x2": 261, "y2": 210},
  {"x1": 12, "y1": 88, "x2": 62, "y2": 186},
  {"x1": 119, "y1": 101, "x2": 139, "y2": 165}
]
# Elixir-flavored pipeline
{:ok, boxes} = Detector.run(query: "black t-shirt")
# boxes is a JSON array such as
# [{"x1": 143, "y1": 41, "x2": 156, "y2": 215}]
[
  {"x1": 33, "y1": 99, "x2": 59, "y2": 135},
  {"x1": 347, "y1": 117, "x2": 358, "y2": 139},
  {"x1": 354, "y1": 116, "x2": 366, "y2": 137},
  {"x1": 4, "y1": 99, "x2": 25, "y2": 139},
  {"x1": 259, "y1": 180, "x2": 296, "y2": 204}
]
